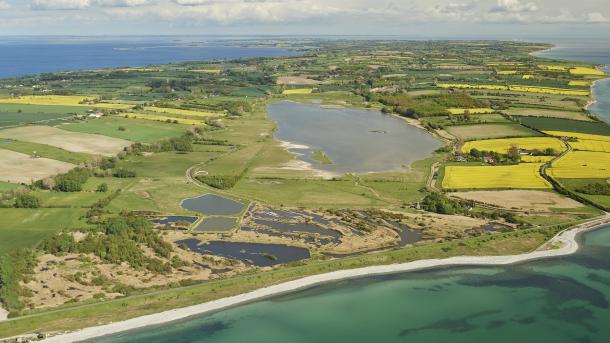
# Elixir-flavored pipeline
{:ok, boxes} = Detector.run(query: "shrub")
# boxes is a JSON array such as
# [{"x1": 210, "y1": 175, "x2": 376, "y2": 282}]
[{"x1": 14, "y1": 194, "x2": 41, "y2": 208}]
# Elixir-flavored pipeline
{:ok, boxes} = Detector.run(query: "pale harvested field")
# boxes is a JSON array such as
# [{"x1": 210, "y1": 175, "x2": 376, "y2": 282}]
[
  {"x1": 0, "y1": 149, "x2": 75, "y2": 183},
  {"x1": 276, "y1": 76, "x2": 321, "y2": 85},
  {"x1": 504, "y1": 108, "x2": 592, "y2": 121},
  {"x1": 451, "y1": 190, "x2": 584, "y2": 212},
  {"x1": 0, "y1": 126, "x2": 131, "y2": 156}
]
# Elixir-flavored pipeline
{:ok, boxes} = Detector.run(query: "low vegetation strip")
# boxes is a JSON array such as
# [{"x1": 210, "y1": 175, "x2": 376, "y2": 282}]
[
  {"x1": 442, "y1": 164, "x2": 552, "y2": 189},
  {"x1": 447, "y1": 108, "x2": 495, "y2": 115},
  {"x1": 126, "y1": 113, "x2": 203, "y2": 125},
  {"x1": 461, "y1": 137, "x2": 565, "y2": 154},
  {"x1": 548, "y1": 151, "x2": 610, "y2": 179}
]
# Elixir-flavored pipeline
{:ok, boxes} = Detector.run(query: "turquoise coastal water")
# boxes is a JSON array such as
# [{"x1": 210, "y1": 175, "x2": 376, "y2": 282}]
[
  {"x1": 534, "y1": 37, "x2": 610, "y2": 123},
  {"x1": 91, "y1": 226, "x2": 610, "y2": 343}
]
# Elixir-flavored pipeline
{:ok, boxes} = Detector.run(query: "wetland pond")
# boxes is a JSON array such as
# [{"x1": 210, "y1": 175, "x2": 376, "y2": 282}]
[
  {"x1": 177, "y1": 239, "x2": 310, "y2": 267},
  {"x1": 267, "y1": 101, "x2": 442, "y2": 174}
]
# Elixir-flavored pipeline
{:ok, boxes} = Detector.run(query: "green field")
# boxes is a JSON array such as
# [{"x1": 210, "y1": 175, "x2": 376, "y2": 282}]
[
  {"x1": 558, "y1": 178, "x2": 610, "y2": 208},
  {"x1": 445, "y1": 123, "x2": 540, "y2": 140},
  {"x1": 59, "y1": 116, "x2": 192, "y2": 143},
  {"x1": 518, "y1": 117, "x2": 610, "y2": 136},
  {"x1": 0, "y1": 104, "x2": 85, "y2": 128},
  {"x1": 0, "y1": 139, "x2": 93, "y2": 164},
  {"x1": 0, "y1": 181, "x2": 21, "y2": 191},
  {"x1": 0, "y1": 208, "x2": 87, "y2": 254}
]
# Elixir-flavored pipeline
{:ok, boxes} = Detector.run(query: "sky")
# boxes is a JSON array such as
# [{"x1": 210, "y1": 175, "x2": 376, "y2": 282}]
[{"x1": 0, "y1": 0, "x2": 609, "y2": 38}]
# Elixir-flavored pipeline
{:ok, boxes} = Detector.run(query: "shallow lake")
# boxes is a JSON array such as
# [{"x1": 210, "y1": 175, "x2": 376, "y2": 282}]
[
  {"x1": 181, "y1": 194, "x2": 244, "y2": 216},
  {"x1": 177, "y1": 239, "x2": 310, "y2": 267},
  {"x1": 267, "y1": 101, "x2": 442, "y2": 174}
]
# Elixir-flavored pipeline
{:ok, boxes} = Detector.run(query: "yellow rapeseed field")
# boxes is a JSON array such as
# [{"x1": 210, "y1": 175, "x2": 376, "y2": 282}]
[
  {"x1": 508, "y1": 85, "x2": 589, "y2": 96},
  {"x1": 282, "y1": 88, "x2": 314, "y2": 95},
  {"x1": 520, "y1": 155, "x2": 555, "y2": 163},
  {"x1": 522, "y1": 75, "x2": 534, "y2": 79},
  {"x1": 192, "y1": 69, "x2": 223, "y2": 74},
  {"x1": 436, "y1": 83, "x2": 588, "y2": 96},
  {"x1": 570, "y1": 139, "x2": 610, "y2": 153},
  {"x1": 443, "y1": 164, "x2": 551, "y2": 189},
  {"x1": 568, "y1": 80, "x2": 591, "y2": 87},
  {"x1": 143, "y1": 106, "x2": 221, "y2": 118},
  {"x1": 538, "y1": 65, "x2": 568, "y2": 71},
  {"x1": 447, "y1": 108, "x2": 495, "y2": 115},
  {"x1": 569, "y1": 67, "x2": 606, "y2": 76},
  {"x1": 549, "y1": 151, "x2": 610, "y2": 178},
  {"x1": 126, "y1": 113, "x2": 203, "y2": 125},
  {"x1": 0, "y1": 95, "x2": 133, "y2": 109},
  {"x1": 496, "y1": 70, "x2": 518, "y2": 75},
  {"x1": 461, "y1": 137, "x2": 566, "y2": 154},
  {"x1": 543, "y1": 131, "x2": 610, "y2": 142}
]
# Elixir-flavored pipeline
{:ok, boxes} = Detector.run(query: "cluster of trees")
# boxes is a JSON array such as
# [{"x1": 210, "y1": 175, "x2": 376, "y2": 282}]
[
  {"x1": 129, "y1": 134, "x2": 194, "y2": 154},
  {"x1": 0, "y1": 249, "x2": 38, "y2": 313},
  {"x1": 42, "y1": 168, "x2": 92, "y2": 192},
  {"x1": 195, "y1": 175, "x2": 241, "y2": 190},
  {"x1": 421, "y1": 193, "x2": 522, "y2": 224},
  {"x1": 13, "y1": 194, "x2": 40, "y2": 208},
  {"x1": 467, "y1": 147, "x2": 520, "y2": 165},
  {"x1": 576, "y1": 182, "x2": 610, "y2": 196},
  {"x1": 375, "y1": 92, "x2": 487, "y2": 118},
  {"x1": 41, "y1": 214, "x2": 175, "y2": 274}
]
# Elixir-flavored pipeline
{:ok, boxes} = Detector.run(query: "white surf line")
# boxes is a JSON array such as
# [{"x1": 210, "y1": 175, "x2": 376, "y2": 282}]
[{"x1": 38, "y1": 214, "x2": 610, "y2": 343}]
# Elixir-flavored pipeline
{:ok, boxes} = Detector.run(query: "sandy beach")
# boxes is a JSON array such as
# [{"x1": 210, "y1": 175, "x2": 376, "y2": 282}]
[{"x1": 39, "y1": 213, "x2": 610, "y2": 343}]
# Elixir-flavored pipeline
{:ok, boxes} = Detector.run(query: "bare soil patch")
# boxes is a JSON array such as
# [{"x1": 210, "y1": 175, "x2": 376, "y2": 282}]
[
  {"x1": 0, "y1": 148, "x2": 75, "y2": 183},
  {"x1": 0, "y1": 126, "x2": 131, "y2": 156},
  {"x1": 451, "y1": 190, "x2": 585, "y2": 212}
]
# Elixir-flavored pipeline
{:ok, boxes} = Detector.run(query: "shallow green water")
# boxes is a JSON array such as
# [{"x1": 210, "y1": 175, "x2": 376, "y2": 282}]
[
  {"x1": 267, "y1": 101, "x2": 441, "y2": 174},
  {"x1": 91, "y1": 225, "x2": 610, "y2": 343}
]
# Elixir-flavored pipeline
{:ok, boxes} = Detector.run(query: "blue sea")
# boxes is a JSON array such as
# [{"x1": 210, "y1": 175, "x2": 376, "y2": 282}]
[
  {"x1": 534, "y1": 37, "x2": 610, "y2": 123},
  {"x1": 0, "y1": 36, "x2": 294, "y2": 79}
]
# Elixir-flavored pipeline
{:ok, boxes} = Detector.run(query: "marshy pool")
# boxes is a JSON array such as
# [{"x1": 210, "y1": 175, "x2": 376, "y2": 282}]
[
  {"x1": 267, "y1": 101, "x2": 442, "y2": 174},
  {"x1": 177, "y1": 239, "x2": 311, "y2": 267},
  {"x1": 151, "y1": 216, "x2": 198, "y2": 226},
  {"x1": 181, "y1": 194, "x2": 244, "y2": 216},
  {"x1": 194, "y1": 217, "x2": 238, "y2": 232}
]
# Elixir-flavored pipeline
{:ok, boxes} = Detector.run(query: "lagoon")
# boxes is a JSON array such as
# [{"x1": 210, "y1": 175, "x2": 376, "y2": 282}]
[{"x1": 267, "y1": 101, "x2": 442, "y2": 174}]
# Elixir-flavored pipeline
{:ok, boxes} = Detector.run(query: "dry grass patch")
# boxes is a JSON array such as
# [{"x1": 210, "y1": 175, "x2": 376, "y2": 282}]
[
  {"x1": 451, "y1": 190, "x2": 584, "y2": 212},
  {"x1": 0, "y1": 126, "x2": 131, "y2": 156},
  {"x1": 0, "y1": 148, "x2": 75, "y2": 183}
]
